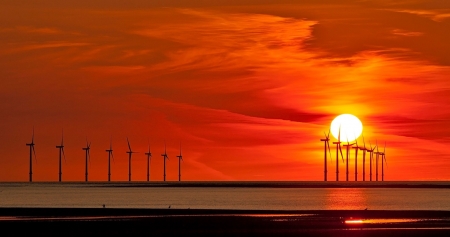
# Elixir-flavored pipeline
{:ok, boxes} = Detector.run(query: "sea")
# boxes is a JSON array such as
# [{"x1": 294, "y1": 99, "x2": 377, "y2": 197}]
[{"x1": 1, "y1": 182, "x2": 450, "y2": 210}]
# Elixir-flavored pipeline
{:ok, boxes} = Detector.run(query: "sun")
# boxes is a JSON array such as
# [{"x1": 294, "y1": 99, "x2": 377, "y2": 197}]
[{"x1": 330, "y1": 114, "x2": 363, "y2": 142}]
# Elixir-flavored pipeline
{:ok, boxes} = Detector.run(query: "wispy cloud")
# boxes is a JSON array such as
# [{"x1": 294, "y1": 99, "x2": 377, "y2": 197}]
[{"x1": 387, "y1": 9, "x2": 450, "y2": 22}]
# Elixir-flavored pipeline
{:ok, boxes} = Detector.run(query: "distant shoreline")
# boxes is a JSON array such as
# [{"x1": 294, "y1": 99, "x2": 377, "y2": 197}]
[{"x1": 1, "y1": 181, "x2": 450, "y2": 188}]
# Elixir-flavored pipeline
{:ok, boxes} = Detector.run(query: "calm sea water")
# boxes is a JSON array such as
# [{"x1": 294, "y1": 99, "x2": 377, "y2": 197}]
[{"x1": 1, "y1": 183, "x2": 450, "y2": 210}]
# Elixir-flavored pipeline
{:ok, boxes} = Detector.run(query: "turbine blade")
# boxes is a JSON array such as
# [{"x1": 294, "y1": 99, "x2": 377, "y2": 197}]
[
  {"x1": 354, "y1": 135, "x2": 358, "y2": 147},
  {"x1": 62, "y1": 148, "x2": 67, "y2": 163},
  {"x1": 339, "y1": 145, "x2": 344, "y2": 162},
  {"x1": 32, "y1": 146, "x2": 37, "y2": 164},
  {"x1": 338, "y1": 125, "x2": 341, "y2": 142},
  {"x1": 326, "y1": 141, "x2": 331, "y2": 159},
  {"x1": 127, "y1": 137, "x2": 131, "y2": 152},
  {"x1": 362, "y1": 135, "x2": 366, "y2": 149}
]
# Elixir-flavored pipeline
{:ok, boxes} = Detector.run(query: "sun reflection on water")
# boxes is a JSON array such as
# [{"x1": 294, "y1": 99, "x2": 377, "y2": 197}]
[{"x1": 325, "y1": 188, "x2": 369, "y2": 210}]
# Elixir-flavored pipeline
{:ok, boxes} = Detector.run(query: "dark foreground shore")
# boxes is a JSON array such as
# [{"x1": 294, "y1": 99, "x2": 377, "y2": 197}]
[{"x1": 1, "y1": 208, "x2": 450, "y2": 236}]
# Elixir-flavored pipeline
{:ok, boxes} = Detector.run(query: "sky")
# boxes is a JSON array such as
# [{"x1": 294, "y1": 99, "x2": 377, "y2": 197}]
[{"x1": 0, "y1": 0, "x2": 450, "y2": 181}]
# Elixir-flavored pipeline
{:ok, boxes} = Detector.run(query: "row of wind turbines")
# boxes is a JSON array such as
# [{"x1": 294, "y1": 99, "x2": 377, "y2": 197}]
[
  {"x1": 320, "y1": 128, "x2": 387, "y2": 182},
  {"x1": 25, "y1": 130, "x2": 184, "y2": 182}
]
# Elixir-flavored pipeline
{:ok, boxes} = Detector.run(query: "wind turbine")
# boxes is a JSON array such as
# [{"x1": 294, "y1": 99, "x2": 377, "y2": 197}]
[
  {"x1": 82, "y1": 139, "x2": 91, "y2": 182},
  {"x1": 332, "y1": 126, "x2": 344, "y2": 181},
  {"x1": 320, "y1": 131, "x2": 332, "y2": 181},
  {"x1": 375, "y1": 141, "x2": 381, "y2": 181},
  {"x1": 342, "y1": 137, "x2": 355, "y2": 181},
  {"x1": 144, "y1": 143, "x2": 152, "y2": 182},
  {"x1": 56, "y1": 131, "x2": 66, "y2": 182},
  {"x1": 106, "y1": 139, "x2": 114, "y2": 182},
  {"x1": 352, "y1": 137, "x2": 361, "y2": 181},
  {"x1": 26, "y1": 128, "x2": 37, "y2": 182},
  {"x1": 367, "y1": 141, "x2": 377, "y2": 181},
  {"x1": 126, "y1": 138, "x2": 138, "y2": 182},
  {"x1": 380, "y1": 142, "x2": 387, "y2": 181},
  {"x1": 177, "y1": 142, "x2": 183, "y2": 182},
  {"x1": 360, "y1": 136, "x2": 368, "y2": 181},
  {"x1": 161, "y1": 142, "x2": 169, "y2": 181}
]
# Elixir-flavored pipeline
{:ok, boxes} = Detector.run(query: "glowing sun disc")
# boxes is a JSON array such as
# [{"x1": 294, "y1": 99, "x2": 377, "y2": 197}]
[{"x1": 330, "y1": 114, "x2": 363, "y2": 142}]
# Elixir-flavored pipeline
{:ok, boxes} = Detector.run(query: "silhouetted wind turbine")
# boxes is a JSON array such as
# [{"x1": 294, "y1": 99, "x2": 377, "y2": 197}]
[
  {"x1": 26, "y1": 128, "x2": 37, "y2": 182},
  {"x1": 380, "y1": 142, "x2": 387, "y2": 181},
  {"x1": 332, "y1": 126, "x2": 344, "y2": 181},
  {"x1": 360, "y1": 136, "x2": 368, "y2": 181},
  {"x1": 82, "y1": 139, "x2": 91, "y2": 182},
  {"x1": 145, "y1": 143, "x2": 152, "y2": 182},
  {"x1": 106, "y1": 139, "x2": 113, "y2": 182},
  {"x1": 375, "y1": 141, "x2": 380, "y2": 181},
  {"x1": 161, "y1": 142, "x2": 169, "y2": 181},
  {"x1": 352, "y1": 136, "x2": 361, "y2": 181},
  {"x1": 126, "y1": 138, "x2": 138, "y2": 182},
  {"x1": 367, "y1": 141, "x2": 377, "y2": 181},
  {"x1": 320, "y1": 131, "x2": 332, "y2": 181},
  {"x1": 342, "y1": 137, "x2": 355, "y2": 181},
  {"x1": 56, "y1": 131, "x2": 66, "y2": 182},
  {"x1": 177, "y1": 142, "x2": 183, "y2": 182}
]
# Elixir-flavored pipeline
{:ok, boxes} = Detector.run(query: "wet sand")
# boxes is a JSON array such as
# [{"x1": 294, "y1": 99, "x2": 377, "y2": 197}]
[{"x1": 1, "y1": 208, "x2": 450, "y2": 236}]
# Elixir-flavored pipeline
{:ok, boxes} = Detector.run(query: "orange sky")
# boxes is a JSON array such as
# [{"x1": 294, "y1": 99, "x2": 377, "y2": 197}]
[{"x1": 1, "y1": 0, "x2": 450, "y2": 181}]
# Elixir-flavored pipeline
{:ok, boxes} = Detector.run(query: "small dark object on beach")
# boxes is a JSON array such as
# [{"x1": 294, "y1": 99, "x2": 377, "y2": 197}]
[
  {"x1": 169, "y1": 205, "x2": 171, "y2": 209},
  {"x1": 103, "y1": 204, "x2": 106, "y2": 208}
]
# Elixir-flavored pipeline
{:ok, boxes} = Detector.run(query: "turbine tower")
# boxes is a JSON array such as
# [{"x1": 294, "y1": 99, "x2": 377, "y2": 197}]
[
  {"x1": 367, "y1": 141, "x2": 377, "y2": 181},
  {"x1": 332, "y1": 126, "x2": 344, "y2": 181},
  {"x1": 106, "y1": 139, "x2": 114, "y2": 182},
  {"x1": 82, "y1": 139, "x2": 91, "y2": 182},
  {"x1": 161, "y1": 142, "x2": 169, "y2": 181},
  {"x1": 320, "y1": 131, "x2": 332, "y2": 181},
  {"x1": 26, "y1": 128, "x2": 37, "y2": 182},
  {"x1": 352, "y1": 137, "x2": 360, "y2": 181},
  {"x1": 144, "y1": 143, "x2": 152, "y2": 182},
  {"x1": 380, "y1": 142, "x2": 387, "y2": 181},
  {"x1": 126, "y1": 138, "x2": 138, "y2": 182},
  {"x1": 342, "y1": 138, "x2": 355, "y2": 181},
  {"x1": 375, "y1": 141, "x2": 380, "y2": 181},
  {"x1": 177, "y1": 142, "x2": 183, "y2": 182},
  {"x1": 360, "y1": 136, "x2": 368, "y2": 181},
  {"x1": 56, "y1": 131, "x2": 66, "y2": 182}
]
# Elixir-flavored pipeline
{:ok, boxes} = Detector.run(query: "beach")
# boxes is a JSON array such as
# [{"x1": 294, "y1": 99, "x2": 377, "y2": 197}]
[
  {"x1": 2, "y1": 182, "x2": 450, "y2": 236},
  {"x1": 1, "y1": 208, "x2": 450, "y2": 236}
]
